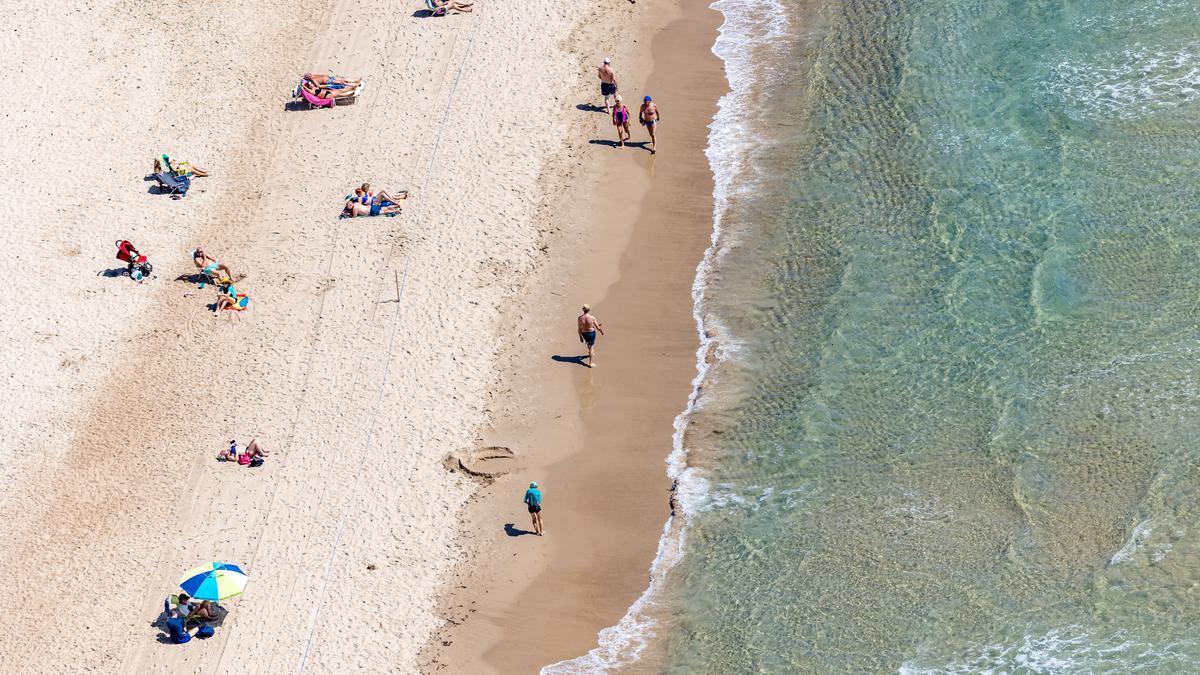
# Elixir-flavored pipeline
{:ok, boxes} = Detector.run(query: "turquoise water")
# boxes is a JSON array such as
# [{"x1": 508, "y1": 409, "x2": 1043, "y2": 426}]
[{"x1": 660, "y1": 0, "x2": 1200, "y2": 671}]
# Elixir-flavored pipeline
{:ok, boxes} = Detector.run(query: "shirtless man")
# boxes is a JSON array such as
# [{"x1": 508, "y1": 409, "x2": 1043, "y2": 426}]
[
  {"x1": 301, "y1": 72, "x2": 361, "y2": 89},
  {"x1": 577, "y1": 304, "x2": 605, "y2": 368},
  {"x1": 192, "y1": 247, "x2": 234, "y2": 283},
  {"x1": 639, "y1": 96, "x2": 661, "y2": 154},
  {"x1": 598, "y1": 58, "x2": 618, "y2": 113},
  {"x1": 343, "y1": 198, "x2": 403, "y2": 217}
]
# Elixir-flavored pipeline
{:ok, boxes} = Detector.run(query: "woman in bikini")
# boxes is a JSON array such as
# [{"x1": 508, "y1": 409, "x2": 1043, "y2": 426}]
[{"x1": 302, "y1": 79, "x2": 359, "y2": 102}]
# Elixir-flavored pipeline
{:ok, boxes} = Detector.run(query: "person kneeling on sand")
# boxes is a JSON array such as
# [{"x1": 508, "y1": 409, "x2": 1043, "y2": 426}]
[{"x1": 524, "y1": 481, "x2": 544, "y2": 535}]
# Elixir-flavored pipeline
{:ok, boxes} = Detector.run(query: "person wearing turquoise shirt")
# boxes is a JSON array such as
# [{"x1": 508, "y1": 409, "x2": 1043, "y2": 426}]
[{"x1": 523, "y1": 482, "x2": 544, "y2": 536}]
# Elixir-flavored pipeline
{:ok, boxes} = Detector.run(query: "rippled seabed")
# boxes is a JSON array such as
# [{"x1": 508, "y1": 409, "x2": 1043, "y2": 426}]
[{"x1": 662, "y1": 0, "x2": 1200, "y2": 671}]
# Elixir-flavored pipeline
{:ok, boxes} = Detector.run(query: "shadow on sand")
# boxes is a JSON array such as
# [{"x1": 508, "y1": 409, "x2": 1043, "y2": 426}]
[
  {"x1": 551, "y1": 354, "x2": 590, "y2": 368},
  {"x1": 504, "y1": 523, "x2": 536, "y2": 537}
]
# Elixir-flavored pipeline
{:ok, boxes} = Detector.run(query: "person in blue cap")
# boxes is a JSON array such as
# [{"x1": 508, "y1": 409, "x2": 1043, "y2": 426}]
[
  {"x1": 523, "y1": 481, "x2": 544, "y2": 536},
  {"x1": 639, "y1": 95, "x2": 661, "y2": 154}
]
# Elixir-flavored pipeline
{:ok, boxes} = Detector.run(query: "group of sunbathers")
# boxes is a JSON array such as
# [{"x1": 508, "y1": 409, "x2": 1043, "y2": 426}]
[
  {"x1": 299, "y1": 72, "x2": 364, "y2": 102},
  {"x1": 343, "y1": 182, "x2": 409, "y2": 217}
]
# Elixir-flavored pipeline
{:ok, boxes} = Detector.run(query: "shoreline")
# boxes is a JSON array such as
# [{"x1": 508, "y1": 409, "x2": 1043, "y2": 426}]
[{"x1": 425, "y1": 0, "x2": 727, "y2": 671}]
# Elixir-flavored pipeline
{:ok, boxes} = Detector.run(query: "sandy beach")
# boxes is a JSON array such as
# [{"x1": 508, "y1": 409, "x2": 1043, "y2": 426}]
[
  {"x1": 424, "y1": 0, "x2": 726, "y2": 671},
  {"x1": 0, "y1": 0, "x2": 677, "y2": 670}
]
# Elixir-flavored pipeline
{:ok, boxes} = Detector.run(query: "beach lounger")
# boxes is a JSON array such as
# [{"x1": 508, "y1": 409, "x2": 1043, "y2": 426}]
[{"x1": 153, "y1": 171, "x2": 190, "y2": 197}]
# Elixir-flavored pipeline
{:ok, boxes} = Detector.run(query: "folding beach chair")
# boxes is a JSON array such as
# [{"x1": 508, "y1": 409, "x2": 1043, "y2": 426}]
[
  {"x1": 153, "y1": 171, "x2": 190, "y2": 197},
  {"x1": 425, "y1": 0, "x2": 447, "y2": 15}
]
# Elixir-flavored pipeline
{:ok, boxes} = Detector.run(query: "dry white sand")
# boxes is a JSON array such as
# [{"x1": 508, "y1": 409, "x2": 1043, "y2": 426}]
[{"x1": 0, "y1": 0, "x2": 599, "y2": 670}]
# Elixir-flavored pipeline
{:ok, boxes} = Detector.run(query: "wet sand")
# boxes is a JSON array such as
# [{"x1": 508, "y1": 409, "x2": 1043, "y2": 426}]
[{"x1": 425, "y1": 0, "x2": 727, "y2": 671}]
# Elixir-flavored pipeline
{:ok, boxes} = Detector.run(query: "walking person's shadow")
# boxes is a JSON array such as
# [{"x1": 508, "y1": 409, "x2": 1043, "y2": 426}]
[
  {"x1": 551, "y1": 354, "x2": 590, "y2": 368},
  {"x1": 504, "y1": 523, "x2": 536, "y2": 537}
]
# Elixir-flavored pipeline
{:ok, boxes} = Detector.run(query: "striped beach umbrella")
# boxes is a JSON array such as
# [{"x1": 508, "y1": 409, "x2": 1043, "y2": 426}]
[{"x1": 179, "y1": 562, "x2": 249, "y2": 601}]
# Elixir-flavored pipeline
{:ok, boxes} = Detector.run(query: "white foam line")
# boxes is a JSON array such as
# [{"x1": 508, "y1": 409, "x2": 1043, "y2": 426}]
[{"x1": 540, "y1": 0, "x2": 791, "y2": 671}]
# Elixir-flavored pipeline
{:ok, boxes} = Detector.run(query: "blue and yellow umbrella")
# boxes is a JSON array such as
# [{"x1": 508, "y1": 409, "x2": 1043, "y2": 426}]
[{"x1": 179, "y1": 562, "x2": 249, "y2": 601}]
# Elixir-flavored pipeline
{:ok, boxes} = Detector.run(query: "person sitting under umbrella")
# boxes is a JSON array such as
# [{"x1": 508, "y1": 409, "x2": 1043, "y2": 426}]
[{"x1": 176, "y1": 592, "x2": 220, "y2": 622}]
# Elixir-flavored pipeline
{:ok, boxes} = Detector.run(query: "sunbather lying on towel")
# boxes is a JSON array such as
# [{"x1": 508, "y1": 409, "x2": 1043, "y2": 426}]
[
  {"x1": 193, "y1": 247, "x2": 234, "y2": 282},
  {"x1": 359, "y1": 183, "x2": 409, "y2": 206},
  {"x1": 177, "y1": 594, "x2": 220, "y2": 622},
  {"x1": 302, "y1": 72, "x2": 361, "y2": 88},
  {"x1": 302, "y1": 79, "x2": 359, "y2": 101},
  {"x1": 344, "y1": 197, "x2": 403, "y2": 217}
]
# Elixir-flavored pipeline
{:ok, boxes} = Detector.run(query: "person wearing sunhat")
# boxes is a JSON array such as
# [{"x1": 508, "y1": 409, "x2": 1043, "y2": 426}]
[{"x1": 523, "y1": 481, "x2": 544, "y2": 536}]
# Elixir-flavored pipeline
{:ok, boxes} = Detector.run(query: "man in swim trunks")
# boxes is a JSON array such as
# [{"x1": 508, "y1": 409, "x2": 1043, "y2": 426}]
[
  {"x1": 343, "y1": 198, "x2": 402, "y2": 217},
  {"x1": 301, "y1": 72, "x2": 361, "y2": 89},
  {"x1": 523, "y1": 481, "x2": 544, "y2": 536},
  {"x1": 639, "y1": 96, "x2": 661, "y2": 154},
  {"x1": 192, "y1": 247, "x2": 234, "y2": 283},
  {"x1": 577, "y1": 303, "x2": 605, "y2": 368},
  {"x1": 598, "y1": 58, "x2": 618, "y2": 113},
  {"x1": 612, "y1": 95, "x2": 631, "y2": 147}
]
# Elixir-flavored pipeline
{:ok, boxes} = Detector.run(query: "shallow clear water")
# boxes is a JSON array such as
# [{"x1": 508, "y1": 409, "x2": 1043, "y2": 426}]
[{"x1": 661, "y1": 0, "x2": 1200, "y2": 671}]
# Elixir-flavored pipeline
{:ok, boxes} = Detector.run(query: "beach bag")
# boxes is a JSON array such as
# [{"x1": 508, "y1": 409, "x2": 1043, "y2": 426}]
[
  {"x1": 166, "y1": 618, "x2": 191, "y2": 644},
  {"x1": 238, "y1": 453, "x2": 251, "y2": 466},
  {"x1": 196, "y1": 624, "x2": 215, "y2": 639},
  {"x1": 249, "y1": 456, "x2": 264, "y2": 467}
]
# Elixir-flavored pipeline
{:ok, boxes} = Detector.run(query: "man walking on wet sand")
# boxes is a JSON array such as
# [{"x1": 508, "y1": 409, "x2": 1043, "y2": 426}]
[
  {"x1": 639, "y1": 96, "x2": 661, "y2": 154},
  {"x1": 598, "y1": 58, "x2": 618, "y2": 113},
  {"x1": 524, "y1": 482, "x2": 544, "y2": 536},
  {"x1": 578, "y1": 304, "x2": 605, "y2": 368}
]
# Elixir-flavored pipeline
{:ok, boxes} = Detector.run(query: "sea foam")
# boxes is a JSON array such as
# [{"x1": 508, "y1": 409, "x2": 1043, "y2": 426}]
[{"x1": 539, "y1": 0, "x2": 791, "y2": 671}]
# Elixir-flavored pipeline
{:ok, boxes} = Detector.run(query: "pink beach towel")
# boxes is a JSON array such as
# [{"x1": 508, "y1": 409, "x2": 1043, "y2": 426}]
[{"x1": 300, "y1": 87, "x2": 336, "y2": 108}]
